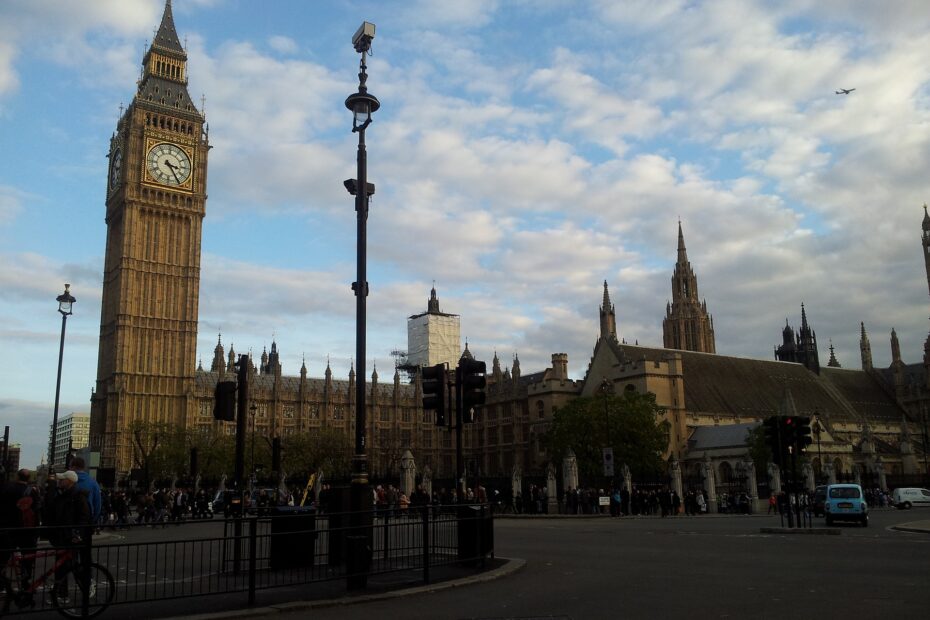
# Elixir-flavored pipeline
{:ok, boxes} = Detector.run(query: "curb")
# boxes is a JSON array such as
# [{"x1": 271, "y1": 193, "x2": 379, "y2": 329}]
[
  {"x1": 497, "y1": 513, "x2": 773, "y2": 519},
  {"x1": 890, "y1": 524, "x2": 930, "y2": 535},
  {"x1": 759, "y1": 527, "x2": 841, "y2": 535},
  {"x1": 169, "y1": 557, "x2": 526, "y2": 620}
]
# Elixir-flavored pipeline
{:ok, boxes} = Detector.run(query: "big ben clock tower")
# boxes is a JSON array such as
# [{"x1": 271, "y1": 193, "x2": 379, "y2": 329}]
[{"x1": 90, "y1": 0, "x2": 209, "y2": 473}]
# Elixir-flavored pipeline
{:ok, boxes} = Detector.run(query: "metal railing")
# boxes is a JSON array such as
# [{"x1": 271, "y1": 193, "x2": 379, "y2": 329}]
[{"x1": 0, "y1": 503, "x2": 493, "y2": 617}]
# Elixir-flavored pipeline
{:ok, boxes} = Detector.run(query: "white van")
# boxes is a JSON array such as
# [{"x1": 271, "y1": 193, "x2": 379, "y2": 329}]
[{"x1": 892, "y1": 487, "x2": 930, "y2": 509}]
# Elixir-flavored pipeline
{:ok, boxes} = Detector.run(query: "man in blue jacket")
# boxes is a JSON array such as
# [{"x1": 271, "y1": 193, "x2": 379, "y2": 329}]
[{"x1": 70, "y1": 457, "x2": 101, "y2": 526}]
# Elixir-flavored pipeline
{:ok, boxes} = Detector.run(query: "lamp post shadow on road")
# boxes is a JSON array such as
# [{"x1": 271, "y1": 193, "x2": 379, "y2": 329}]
[
  {"x1": 344, "y1": 20, "x2": 380, "y2": 591},
  {"x1": 49, "y1": 283, "x2": 76, "y2": 471}
]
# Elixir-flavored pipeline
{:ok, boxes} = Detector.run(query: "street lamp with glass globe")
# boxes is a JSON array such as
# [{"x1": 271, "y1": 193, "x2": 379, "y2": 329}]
[{"x1": 49, "y1": 283, "x2": 76, "y2": 469}]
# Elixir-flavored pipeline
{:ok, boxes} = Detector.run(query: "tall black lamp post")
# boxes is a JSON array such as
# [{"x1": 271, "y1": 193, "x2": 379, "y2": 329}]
[
  {"x1": 249, "y1": 403, "x2": 257, "y2": 486},
  {"x1": 600, "y1": 378, "x2": 614, "y2": 485},
  {"x1": 345, "y1": 21, "x2": 379, "y2": 590},
  {"x1": 812, "y1": 417, "x2": 823, "y2": 481},
  {"x1": 921, "y1": 405, "x2": 929, "y2": 477},
  {"x1": 49, "y1": 283, "x2": 76, "y2": 470}
]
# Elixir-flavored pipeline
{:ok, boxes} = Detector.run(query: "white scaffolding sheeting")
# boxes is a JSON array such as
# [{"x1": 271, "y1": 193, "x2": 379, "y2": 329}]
[{"x1": 407, "y1": 314, "x2": 460, "y2": 368}]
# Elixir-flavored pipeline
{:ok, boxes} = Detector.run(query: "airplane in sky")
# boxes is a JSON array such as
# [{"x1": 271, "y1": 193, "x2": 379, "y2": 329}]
[{"x1": 835, "y1": 88, "x2": 856, "y2": 95}]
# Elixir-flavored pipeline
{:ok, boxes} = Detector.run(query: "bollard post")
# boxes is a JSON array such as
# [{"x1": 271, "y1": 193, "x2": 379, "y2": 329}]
[
  {"x1": 247, "y1": 517, "x2": 257, "y2": 605},
  {"x1": 422, "y1": 505, "x2": 430, "y2": 584}
]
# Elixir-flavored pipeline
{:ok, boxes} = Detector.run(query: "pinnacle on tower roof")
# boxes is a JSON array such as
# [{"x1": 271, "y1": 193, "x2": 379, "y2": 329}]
[
  {"x1": 152, "y1": 0, "x2": 185, "y2": 55},
  {"x1": 427, "y1": 283, "x2": 441, "y2": 314},
  {"x1": 601, "y1": 280, "x2": 612, "y2": 311},
  {"x1": 677, "y1": 220, "x2": 688, "y2": 264},
  {"x1": 800, "y1": 303, "x2": 809, "y2": 330},
  {"x1": 461, "y1": 341, "x2": 474, "y2": 360},
  {"x1": 827, "y1": 340, "x2": 841, "y2": 367},
  {"x1": 923, "y1": 204, "x2": 930, "y2": 232}
]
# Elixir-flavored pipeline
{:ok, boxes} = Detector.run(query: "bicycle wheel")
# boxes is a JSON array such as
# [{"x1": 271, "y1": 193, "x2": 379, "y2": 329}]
[
  {"x1": 52, "y1": 563, "x2": 114, "y2": 619},
  {"x1": 0, "y1": 574, "x2": 14, "y2": 617}
]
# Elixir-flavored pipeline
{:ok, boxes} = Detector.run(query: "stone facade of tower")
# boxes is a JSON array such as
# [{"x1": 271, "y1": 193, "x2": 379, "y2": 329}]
[
  {"x1": 90, "y1": 1, "x2": 209, "y2": 472},
  {"x1": 662, "y1": 223, "x2": 716, "y2": 353}
]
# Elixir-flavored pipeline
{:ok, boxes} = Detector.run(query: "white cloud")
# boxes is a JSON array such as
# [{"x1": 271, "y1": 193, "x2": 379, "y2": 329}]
[{"x1": 268, "y1": 35, "x2": 299, "y2": 55}]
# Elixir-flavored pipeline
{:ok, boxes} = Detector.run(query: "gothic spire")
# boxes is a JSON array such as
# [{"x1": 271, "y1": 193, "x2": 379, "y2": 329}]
[
  {"x1": 599, "y1": 280, "x2": 617, "y2": 340},
  {"x1": 664, "y1": 221, "x2": 715, "y2": 353},
  {"x1": 891, "y1": 328, "x2": 902, "y2": 364},
  {"x1": 923, "y1": 203, "x2": 930, "y2": 232},
  {"x1": 152, "y1": 1, "x2": 185, "y2": 55},
  {"x1": 677, "y1": 219, "x2": 688, "y2": 265},
  {"x1": 211, "y1": 332, "x2": 225, "y2": 372},
  {"x1": 137, "y1": 0, "x2": 200, "y2": 118},
  {"x1": 428, "y1": 284, "x2": 440, "y2": 314},
  {"x1": 827, "y1": 340, "x2": 841, "y2": 368},
  {"x1": 860, "y1": 322, "x2": 873, "y2": 370}
]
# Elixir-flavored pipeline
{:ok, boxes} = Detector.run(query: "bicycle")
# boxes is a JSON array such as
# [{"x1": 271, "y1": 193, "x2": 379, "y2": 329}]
[{"x1": 0, "y1": 546, "x2": 114, "y2": 618}]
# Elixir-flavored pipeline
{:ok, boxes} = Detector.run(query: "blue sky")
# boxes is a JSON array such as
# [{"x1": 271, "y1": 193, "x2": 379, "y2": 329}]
[{"x1": 3, "y1": 0, "x2": 930, "y2": 468}]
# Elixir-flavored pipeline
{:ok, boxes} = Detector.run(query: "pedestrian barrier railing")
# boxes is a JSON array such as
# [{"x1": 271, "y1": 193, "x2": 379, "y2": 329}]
[{"x1": 0, "y1": 504, "x2": 493, "y2": 617}]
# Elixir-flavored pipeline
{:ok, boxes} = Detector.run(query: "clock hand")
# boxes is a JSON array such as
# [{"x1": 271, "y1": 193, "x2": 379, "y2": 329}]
[
  {"x1": 163, "y1": 159, "x2": 183, "y2": 183},
  {"x1": 163, "y1": 160, "x2": 182, "y2": 183}
]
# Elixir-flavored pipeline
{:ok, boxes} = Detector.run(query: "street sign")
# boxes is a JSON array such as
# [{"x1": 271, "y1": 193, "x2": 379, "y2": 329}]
[{"x1": 602, "y1": 447, "x2": 614, "y2": 477}]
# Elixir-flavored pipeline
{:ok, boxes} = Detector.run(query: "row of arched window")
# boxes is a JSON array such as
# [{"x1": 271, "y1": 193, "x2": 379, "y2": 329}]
[
  {"x1": 145, "y1": 112, "x2": 194, "y2": 135},
  {"x1": 153, "y1": 59, "x2": 183, "y2": 81}
]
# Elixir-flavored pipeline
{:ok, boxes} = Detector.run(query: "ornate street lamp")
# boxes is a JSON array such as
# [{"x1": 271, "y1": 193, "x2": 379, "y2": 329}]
[
  {"x1": 345, "y1": 21, "x2": 378, "y2": 590},
  {"x1": 49, "y1": 283, "x2": 76, "y2": 469}
]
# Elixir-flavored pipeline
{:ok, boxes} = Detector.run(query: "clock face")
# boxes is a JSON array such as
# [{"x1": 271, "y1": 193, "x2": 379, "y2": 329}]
[
  {"x1": 146, "y1": 142, "x2": 192, "y2": 186},
  {"x1": 109, "y1": 148, "x2": 122, "y2": 189}
]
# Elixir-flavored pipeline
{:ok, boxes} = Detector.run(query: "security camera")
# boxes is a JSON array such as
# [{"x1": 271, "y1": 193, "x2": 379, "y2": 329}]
[{"x1": 352, "y1": 21, "x2": 376, "y2": 52}]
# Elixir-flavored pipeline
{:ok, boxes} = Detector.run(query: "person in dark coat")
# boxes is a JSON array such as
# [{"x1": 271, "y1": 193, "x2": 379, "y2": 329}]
[
  {"x1": 44, "y1": 471, "x2": 91, "y2": 601},
  {"x1": 1, "y1": 469, "x2": 41, "y2": 590}
]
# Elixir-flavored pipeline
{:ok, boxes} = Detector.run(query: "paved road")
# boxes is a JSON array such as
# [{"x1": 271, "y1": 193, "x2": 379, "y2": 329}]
[{"x1": 291, "y1": 510, "x2": 930, "y2": 620}]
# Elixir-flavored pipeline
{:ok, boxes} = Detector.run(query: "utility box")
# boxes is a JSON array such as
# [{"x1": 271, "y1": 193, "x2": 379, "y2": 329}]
[
  {"x1": 457, "y1": 505, "x2": 493, "y2": 565},
  {"x1": 270, "y1": 506, "x2": 317, "y2": 570}
]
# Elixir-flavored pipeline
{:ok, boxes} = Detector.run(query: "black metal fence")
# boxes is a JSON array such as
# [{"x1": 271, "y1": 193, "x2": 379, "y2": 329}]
[{"x1": 0, "y1": 504, "x2": 493, "y2": 617}]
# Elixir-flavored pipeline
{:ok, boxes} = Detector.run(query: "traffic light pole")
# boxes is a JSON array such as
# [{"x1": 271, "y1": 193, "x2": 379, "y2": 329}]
[{"x1": 454, "y1": 367, "x2": 465, "y2": 499}]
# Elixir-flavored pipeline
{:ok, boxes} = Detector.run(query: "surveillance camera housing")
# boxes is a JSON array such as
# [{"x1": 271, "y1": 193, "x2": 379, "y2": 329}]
[{"x1": 353, "y1": 21, "x2": 376, "y2": 52}]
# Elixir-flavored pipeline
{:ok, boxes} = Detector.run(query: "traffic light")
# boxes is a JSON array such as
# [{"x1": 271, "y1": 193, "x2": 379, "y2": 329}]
[
  {"x1": 272, "y1": 437, "x2": 282, "y2": 472},
  {"x1": 762, "y1": 416, "x2": 783, "y2": 466},
  {"x1": 421, "y1": 364, "x2": 447, "y2": 426},
  {"x1": 795, "y1": 416, "x2": 812, "y2": 452},
  {"x1": 458, "y1": 358, "x2": 487, "y2": 423},
  {"x1": 213, "y1": 381, "x2": 237, "y2": 421},
  {"x1": 782, "y1": 416, "x2": 797, "y2": 452}
]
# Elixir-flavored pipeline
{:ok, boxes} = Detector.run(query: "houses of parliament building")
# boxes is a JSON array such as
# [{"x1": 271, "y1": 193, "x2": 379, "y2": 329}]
[{"x1": 90, "y1": 3, "x2": 928, "y2": 484}]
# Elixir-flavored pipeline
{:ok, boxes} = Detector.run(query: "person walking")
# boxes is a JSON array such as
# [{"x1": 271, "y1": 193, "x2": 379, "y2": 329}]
[
  {"x1": 70, "y1": 457, "x2": 101, "y2": 529},
  {"x1": 44, "y1": 471, "x2": 91, "y2": 603}
]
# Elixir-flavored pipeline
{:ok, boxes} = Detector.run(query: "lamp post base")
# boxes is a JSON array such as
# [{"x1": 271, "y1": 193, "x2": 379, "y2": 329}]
[{"x1": 347, "y1": 455, "x2": 372, "y2": 590}]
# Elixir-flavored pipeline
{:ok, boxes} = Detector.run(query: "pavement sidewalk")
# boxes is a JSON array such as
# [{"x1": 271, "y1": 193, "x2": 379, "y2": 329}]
[{"x1": 167, "y1": 557, "x2": 525, "y2": 620}]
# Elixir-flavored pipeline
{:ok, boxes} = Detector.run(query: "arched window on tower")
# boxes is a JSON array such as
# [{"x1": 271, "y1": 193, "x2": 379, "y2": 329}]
[{"x1": 536, "y1": 400, "x2": 544, "y2": 419}]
